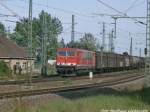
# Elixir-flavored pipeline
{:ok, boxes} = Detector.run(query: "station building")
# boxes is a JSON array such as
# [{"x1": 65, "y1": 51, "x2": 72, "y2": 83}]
[{"x1": 0, "y1": 36, "x2": 34, "y2": 74}]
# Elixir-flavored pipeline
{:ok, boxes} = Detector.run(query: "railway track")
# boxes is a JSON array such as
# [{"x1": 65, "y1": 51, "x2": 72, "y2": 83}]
[
  {"x1": 0, "y1": 74, "x2": 145, "y2": 99},
  {"x1": 0, "y1": 70, "x2": 143, "y2": 85},
  {"x1": 0, "y1": 75, "x2": 60, "y2": 85}
]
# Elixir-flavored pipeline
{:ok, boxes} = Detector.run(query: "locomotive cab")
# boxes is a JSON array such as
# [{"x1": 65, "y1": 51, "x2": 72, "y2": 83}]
[
  {"x1": 56, "y1": 48, "x2": 96, "y2": 75},
  {"x1": 56, "y1": 48, "x2": 77, "y2": 74}
]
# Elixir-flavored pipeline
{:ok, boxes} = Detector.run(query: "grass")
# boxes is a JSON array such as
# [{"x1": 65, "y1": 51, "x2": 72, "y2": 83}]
[
  {"x1": 0, "y1": 72, "x2": 31, "y2": 81},
  {"x1": 47, "y1": 65, "x2": 57, "y2": 75},
  {"x1": 14, "y1": 88, "x2": 150, "y2": 112}
]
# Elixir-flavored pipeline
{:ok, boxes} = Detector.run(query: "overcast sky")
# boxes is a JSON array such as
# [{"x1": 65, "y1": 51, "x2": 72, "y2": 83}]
[{"x1": 0, "y1": 0, "x2": 147, "y2": 56}]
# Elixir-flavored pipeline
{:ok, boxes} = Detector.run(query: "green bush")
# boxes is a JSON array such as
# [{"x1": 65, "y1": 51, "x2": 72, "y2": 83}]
[{"x1": 0, "y1": 61, "x2": 10, "y2": 76}]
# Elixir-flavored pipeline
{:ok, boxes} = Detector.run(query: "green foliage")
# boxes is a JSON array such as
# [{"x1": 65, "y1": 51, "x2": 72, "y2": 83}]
[
  {"x1": 0, "y1": 61, "x2": 10, "y2": 76},
  {"x1": 68, "y1": 33, "x2": 97, "y2": 51},
  {"x1": 10, "y1": 32, "x2": 27, "y2": 47},
  {"x1": 80, "y1": 33, "x2": 97, "y2": 51},
  {"x1": 16, "y1": 88, "x2": 150, "y2": 112},
  {"x1": 47, "y1": 64, "x2": 57, "y2": 75},
  {"x1": 0, "y1": 22, "x2": 6, "y2": 35},
  {"x1": 10, "y1": 10, "x2": 63, "y2": 59}
]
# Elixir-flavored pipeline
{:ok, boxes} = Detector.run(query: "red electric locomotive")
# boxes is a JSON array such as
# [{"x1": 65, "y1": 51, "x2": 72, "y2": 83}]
[{"x1": 56, "y1": 48, "x2": 95, "y2": 74}]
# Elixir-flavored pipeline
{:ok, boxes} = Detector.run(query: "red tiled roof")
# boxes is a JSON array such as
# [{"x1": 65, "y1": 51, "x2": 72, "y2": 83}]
[{"x1": 0, "y1": 36, "x2": 28, "y2": 59}]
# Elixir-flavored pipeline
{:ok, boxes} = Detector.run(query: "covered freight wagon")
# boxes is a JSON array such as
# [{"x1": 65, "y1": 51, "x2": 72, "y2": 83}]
[{"x1": 95, "y1": 52, "x2": 131, "y2": 72}]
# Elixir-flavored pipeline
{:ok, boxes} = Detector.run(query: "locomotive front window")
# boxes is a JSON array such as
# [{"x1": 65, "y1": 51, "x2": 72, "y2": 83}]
[
  {"x1": 57, "y1": 50, "x2": 75, "y2": 56},
  {"x1": 58, "y1": 51, "x2": 66, "y2": 56},
  {"x1": 67, "y1": 51, "x2": 75, "y2": 56}
]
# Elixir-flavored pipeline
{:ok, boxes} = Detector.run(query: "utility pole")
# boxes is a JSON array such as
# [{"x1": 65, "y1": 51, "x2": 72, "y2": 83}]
[
  {"x1": 108, "y1": 33, "x2": 111, "y2": 52},
  {"x1": 130, "y1": 37, "x2": 133, "y2": 56},
  {"x1": 108, "y1": 31, "x2": 114, "y2": 53},
  {"x1": 71, "y1": 15, "x2": 75, "y2": 46},
  {"x1": 28, "y1": 0, "x2": 32, "y2": 84},
  {"x1": 129, "y1": 37, "x2": 133, "y2": 68},
  {"x1": 112, "y1": 17, "x2": 117, "y2": 39},
  {"x1": 145, "y1": 0, "x2": 150, "y2": 87},
  {"x1": 111, "y1": 30, "x2": 114, "y2": 53},
  {"x1": 102, "y1": 22, "x2": 106, "y2": 51},
  {"x1": 100, "y1": 22, "x2": 105, "y2": 67},
  {"x1": 139, "y1": 48, "x2": 141, "y2": 57},
  {"x1": 41, "y1": 12, "x2": 48, "y2": 76}
]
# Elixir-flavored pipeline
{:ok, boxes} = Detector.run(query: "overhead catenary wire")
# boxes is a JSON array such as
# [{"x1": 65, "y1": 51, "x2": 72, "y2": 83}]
[
  {"x1": 21, "y1": 0, "x2": 95, "y2": 19},
  {"x1": 1, "y1": 5, "x2": 143, "y2": 43},
  {"x1": 95, "y1": 0, "x2": 146, "y2": 52},
  {"x1": 125, "y1": 0, "x2": 140, "y2": 13},
  {"x1": 3, "y1": 0, "x2": 144, "y2": 36},
  {"x1": 0, "y1": 2, "x2": 29, "y2": 38},
  {"x1": 133, "y1": 1, "x2": 146, "y2": 8},
  {"x1": 125, "y1": 0, "x2": 146, "y2": 13},
  {"x1": 0, "y1": 2, "x2": 18, "y2": 17},
  {"x1": 0, "y1": 13, "x2": 16, "y2": 17},
  {"x1": 0, "y1": 2, "x2": 24, "y2": 20},
  {"x1": 97, "y1": 0, "x2": 146, "y2": 26},
  {"x1": 97, "y1": 0, "x2": 127, "y2": 16}
]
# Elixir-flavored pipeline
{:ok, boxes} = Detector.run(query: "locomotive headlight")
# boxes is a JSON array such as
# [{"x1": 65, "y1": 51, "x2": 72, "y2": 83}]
[{"x1": 57, "y1": 63, "x2": 61, "y2": 65}]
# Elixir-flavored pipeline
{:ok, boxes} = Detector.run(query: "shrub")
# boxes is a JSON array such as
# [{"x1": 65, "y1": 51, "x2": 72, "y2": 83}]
[{"x1": 0, "y1": 61, "x2": 11, "y2": 76}]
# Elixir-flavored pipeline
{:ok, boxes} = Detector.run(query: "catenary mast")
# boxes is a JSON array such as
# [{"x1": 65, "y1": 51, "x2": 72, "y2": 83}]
[{"x1": 145, "y1": 0, "x2": 150, "y2": 87}]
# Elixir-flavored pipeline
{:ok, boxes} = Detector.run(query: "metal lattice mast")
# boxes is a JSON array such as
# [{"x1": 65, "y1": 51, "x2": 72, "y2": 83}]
[
  {"x1": 139, "y1": 48, "x2": 141, "y2": 57},
  {"x1": 44, "y1": 13, "x2": 48, "y2": 76},
  {"x1": 41, "y1": 12, "x2": 48, "y2": 76},
  {"x1": 71, "y1": 15, "x2": 75, "y2": 45},
  {"x1": 102, "y1": 22, "x2": 106, "y2": 51},
  {"x1": 130, "y1": 37, "x2": 133, "y2": 56},
  {"x1": 111, "y1": 30, "x2": 114, "y2": 53},
  {"x1": 28, "y1": 0, "x2": 32, "y2": 84},
  {"x1": 100, "y1": 22, "x2": 105, "y2": 68},
  {"x1": 145, "y1": 0, "x2": 150, "y2": 87},
  {"x1": 108, "y1": 33, "x2": 112, "y2": 52}
]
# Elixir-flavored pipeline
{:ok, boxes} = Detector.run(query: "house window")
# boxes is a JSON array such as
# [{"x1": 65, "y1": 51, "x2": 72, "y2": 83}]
[
  {"x1": 16, "y1": 62, "x2": 20, "y2": 65},
  {"x1": 16, "y1": 62, "x2": 20, "y2": 68},
  {"x1": 23, "y1": 62, "x2": 27, "y2": 69}
]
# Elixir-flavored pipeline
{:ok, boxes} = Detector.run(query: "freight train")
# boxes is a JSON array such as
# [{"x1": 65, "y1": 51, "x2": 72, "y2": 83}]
[{"x1": 56, "y1": 48, "x2": 144, "y2": 75}]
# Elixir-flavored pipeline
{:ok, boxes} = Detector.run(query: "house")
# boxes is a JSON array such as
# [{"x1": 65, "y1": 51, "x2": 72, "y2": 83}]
[{"x1": 0, "y1": 36, "x2": 34, "y2": 74}]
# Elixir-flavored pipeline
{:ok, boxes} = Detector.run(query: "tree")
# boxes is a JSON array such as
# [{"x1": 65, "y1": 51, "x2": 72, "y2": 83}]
[
  {"x1": 10, "y1": 10, "x2": 63, "y2": 59},
  {"x1": 73, "y1": 33, "x2": 97, "y2": 51},
  {"x1": 58, "y1": 38, "x2": 65, "y2": 48},
  {"x1": 67, "y1": 41, "x2": 81, "y2": 48},
  {"x1": 10, "y1": 32, "x2": 27, "y2": 47},
  {"x1": 0, "y1": 22, "x2": 5, "y2": 36}
]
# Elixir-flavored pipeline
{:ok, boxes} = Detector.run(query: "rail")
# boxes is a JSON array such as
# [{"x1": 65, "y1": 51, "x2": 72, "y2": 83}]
[{"x1": 0, "y1": 74, "x2": 145, "y2": 99}]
